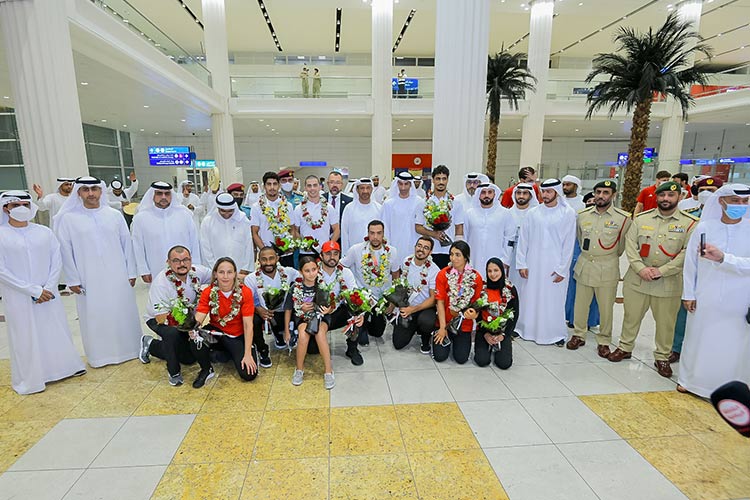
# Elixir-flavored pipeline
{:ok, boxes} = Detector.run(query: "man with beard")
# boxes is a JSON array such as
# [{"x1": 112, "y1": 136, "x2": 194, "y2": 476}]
[
  {"x1": 341, "y1": 220, "x2": 400, "y2": 345},
  {"x1": 140, "y1": 246, "x2": 214, "y2": 388},
  {"x1": 243, "y1": 181, "x2": 261, "y2": 207},
  {"x1": 178, "y1": 180, "x2": 202, "y2": 227},
  {"x1": 32, "y1": 177, "x2": 76, "y2": 226},
  {"x1": 454, "y1": 172, "x2": 489, "y2": 216},
  {"x1": 278, "y1": 169, "x2": 304, "y2": 208},
  {"x1": 507, "y1": 183, "x2": 539, "y2": 307},
  {"x1": 515, "y1": 179, "x2": 577, "y2": 346},
  {"x1": 131, "y1": 181, "x2": 202, "y2": 283},
  {"x1": 107, "y1": 172, "x2": 139, "y2": 212},
  {"x1": 392, "y1": 237, "x2": 439, "y2": 353},
  {"x1": 324, "y1": 170, "x2": 353, "y2": 229},
  {"x1": 382, "y1": 171, "x2": 420, "y2": 259},
  {"x1": 244, "y1": 246, "x2": 298, "y2": 353},
  {"x1": 371, "y1": 175, "x2": 387, "y2": 204},
  {"x1": 340, "y1": 178, "x2": 383, "y2": 252},
  {"x1": 566, "y1": 180, "x2": 631, "y2": 357},
  {"x1": 562, "y1": 175, "x2": 586, "y2": 212},
  {"x1": 251, "y1": 172, "x2": 296, "y2": 268},
  {"x1": 415, "y1": 165, "x2": 465, "y2": 269},
  {"x1": 609, "y1": 181, "x2": 698, "y2": 378},
  {"x1": 316, "y1": 241, "x2": 364, "y2": 365},
  {"x1": 501, "y1": 167, "x2": 541, "y2": 208},
  {"x1": 465, "y1": 183, "x2": 514, "y2": 278},
  {"x1": 200, "y1": 193, "x2": 254, "y2": 274},
  {"x1": 292, "y1": 175, "x2": 340, "y2": 255}
]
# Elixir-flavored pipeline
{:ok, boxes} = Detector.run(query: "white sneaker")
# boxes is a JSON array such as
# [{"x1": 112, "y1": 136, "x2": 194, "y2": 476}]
[
  {"x1": 324, "y1": 372, "x2": 335, "y2": 390},
  {"x1": 292, "y1": 369, "x2": 304, "y2": 386}
]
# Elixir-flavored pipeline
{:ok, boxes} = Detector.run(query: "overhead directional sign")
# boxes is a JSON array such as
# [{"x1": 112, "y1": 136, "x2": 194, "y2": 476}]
[{"x1": 148, "y1": 146, "x2": 191, "y2": 166}]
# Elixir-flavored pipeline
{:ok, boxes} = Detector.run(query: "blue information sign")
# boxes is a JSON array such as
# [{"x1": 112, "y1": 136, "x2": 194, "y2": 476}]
[
  {"x1": 148, "y1": 146, "x2": 191, "y2": 166},
  {"x1": 194, "y1": 159, "x2": 216, "y2": 168}
]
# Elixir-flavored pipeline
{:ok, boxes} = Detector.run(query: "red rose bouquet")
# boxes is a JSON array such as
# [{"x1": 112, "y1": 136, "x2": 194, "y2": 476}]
[
  {"x1": 273, "y1": 235, "x2": 295, "y2": 254},
  {"x1": 339, "y1": 288, "x2": 376, "y2": 340}
]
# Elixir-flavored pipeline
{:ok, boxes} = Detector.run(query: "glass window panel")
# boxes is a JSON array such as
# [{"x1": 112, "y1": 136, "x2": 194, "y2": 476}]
[
  {"x1": 86, "y1": 144, "x2": 120, "y2": 166},
  {"x1": 83, "y1": 123, "x2": 117, "y2": 146},
  {"x1": 122, "y1": 148, "x2": 133, "y2": 167},
  {"x1": 0, "y1": 114, "x2": 19, "y2": 140},
  {"x1": 0, "y1": 166, "x2": 27, "y2": 190},
  {"x1": 88, "y1": 167, "x2": 122, "y2": 186},
  {"x1": 119, "y1": 130, "x2": 131, "y2": 149},
  {"x1": 0, "y1": 140, "x2": 23, "y2": 166},
  {"x1": 417, "y1": 57, "x2": 435, "y2": 67},
  {"x1": 393, "y1": 57, "x2": 416, "y2": 66}
]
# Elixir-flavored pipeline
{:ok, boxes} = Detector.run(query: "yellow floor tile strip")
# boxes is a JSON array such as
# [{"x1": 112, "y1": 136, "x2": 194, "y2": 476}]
[{"x1": 581, "y1": 391, "x2": 750, "y2": 500}]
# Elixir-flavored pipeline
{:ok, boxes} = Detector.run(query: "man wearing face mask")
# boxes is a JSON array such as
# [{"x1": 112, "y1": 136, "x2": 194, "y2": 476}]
[
  {"x1": 677, "y1": 183, "x2": 750, "y2": 397},
  {"x1": 278, "y1": 169, "x2": 304, "y2": 208},
  {"x1": 131, "y1": 181, "x2": 202, "y2": 284},
  {"x1": 32, "y1": 177, "x2": 76, "y2": 226},
  {"x1": 200, "y1": 193, "x2": 254, "y2": 275},
  {"x1": 0, "y1": 191, "x2": 86, "y2": 395},
  {"x1": 226, "y1": 182, "x2": 251, "y2": 219}
]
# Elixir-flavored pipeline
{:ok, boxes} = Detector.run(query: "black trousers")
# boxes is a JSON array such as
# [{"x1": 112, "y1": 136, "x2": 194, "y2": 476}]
[
  {"x1": 307, "y1": 306, "x2": 357, "y2": 355},
  {"x1": 253, "y1": 310, "x2": 286, "y2": 350},
  {"x1": 364, "y1": 312, "x2": 386, "y2": 338},
  {"x1": 432, "y1": 253, "x2": 450, "y2": 269},
  {"x1": 432, "y1": 330, "x2": 472, "y2": 364},
  {"x1": 392, "y1": 308, "x2": 437, "y2": 350},
  {"x1": 146, "y1": 319, "x2": 211, "y2": 376},
  {"x1": 214, "y1": 334, "x2": 259, "y2": 381},
  {"x1": 474, "y1": 330, "x2": 513, "y2": 369}
]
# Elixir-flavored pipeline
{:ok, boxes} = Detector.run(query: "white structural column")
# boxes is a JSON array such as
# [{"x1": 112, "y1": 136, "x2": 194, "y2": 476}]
[
  {"x1": 658, "y1": 0, "x2": 702, "y2": 172},
  {"x1": 371, "y1": 0, "x2": 393, "y2": 181},
  {"x1": 0, "y1": 0, "x2": 88, "y2": 192},
  {"x1": 431, "y1": 0, "x2": 490, "y2": 192},
  {"x1": 519, "y1": 0, "x2": 554, "y2": 170},
  {"x1": 202, "y1": 0, "x2": 239, "y2": 185}
]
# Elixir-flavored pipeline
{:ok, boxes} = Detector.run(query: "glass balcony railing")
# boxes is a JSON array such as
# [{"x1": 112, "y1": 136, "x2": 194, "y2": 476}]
[
  {"x1": 230, "y1": 76, "x2": 372, "y2": 99},
  {"x1": 89, "y1": 0, "x2": 211, "y2": 87}
]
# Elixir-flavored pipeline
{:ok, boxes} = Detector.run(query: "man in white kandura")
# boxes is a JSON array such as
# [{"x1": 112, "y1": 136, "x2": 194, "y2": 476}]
[
  {"x1": 515, "y1": 179, "x2": 577, "y2": 346},
  {"x1": 371, "y1": 175, "x2": 387, "y2": 204},
  {"x1": 107, "y1": 172, "x2": 139, "y2": 212},
  {"x1": 562, "y1": 175, "x2": 586, "y2": 212},
  {"x1": 382, "y1": 171, "x2": 421, "y2": 260},
  {"x1": 32, "y1": 177, "x2": 76, "y2": 226},
  {"x1": 292, "y1": 175, "x2": 340, "y2": 256},
  {"x1": 0, "y1": 191, "x2": 85, "y2": 395},
  {"x1": 55, "y1": 176, "x2": 142, "y2": 367},
  {"x1": 466, "y1": 182, "x2": 514, "y2": 279},
  {"x1": 507, "y1": 183, "x2": 540, "y2": 304},
  {"x1": 340, "y1": 178, "x2": 383, "y2": 252},
  {"x1": 454, "y1": 172, "x2": 489, "y2": 219},
  {"x1": 678, "y1": 184, "x2": 750, "y2": 397},
  {"x1": 131, "y1": 181, "x2": 202, "y2": 284},
  {"x1": 243, "y1": 181, "x2": 261, "y2": 207},
  {"x1": 200, "y1": 192, "x2": 254, "y2": 275},
  {"x1": 178, "y1": 180, "x2": 202, "y2": 227}
]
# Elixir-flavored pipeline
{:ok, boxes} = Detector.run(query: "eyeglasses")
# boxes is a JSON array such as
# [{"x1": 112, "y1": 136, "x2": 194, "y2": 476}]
[
  {"x1": 415, "y1": 244, "x2": 432, "y2": 251},
  {"x1": 170, "y1": 257, "x2": 192, "y2": 265}
]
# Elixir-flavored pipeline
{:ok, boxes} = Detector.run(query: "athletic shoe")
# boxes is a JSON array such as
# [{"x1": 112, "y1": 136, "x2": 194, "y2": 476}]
[
  {"x1": 345, "y1": 348, "x2": 364, "y2": 366},
  {"x1": 324, "y1": 372, "x2": 335, "y2": 390},
  {"x1": 420, "y1": 338, "x2": 431, "y2": 355},
  {"x1": 73, "y1": 369, "x2": 87, "y2": 377},
  {"x1": 192, "y1": 366, "x2": 215, "y2": 389},
  {"x1": 554, "y1": 339, "x2": 565, "y2": 347},
  {"x1": 274, "y1": 339, "x2": 287, "y2": 350},
  {"x1": 168, "y1": 373, "x2": 184, "y2": 386},
  {"x1": 259, "y1": 351, "x2": 273, "y2": 368},
  {"x1": 139, "y1": 335, "x2": 153, "y2": 364},
  {"x1": 292, "y1": 369, "x2": 304, "y2": 386}
]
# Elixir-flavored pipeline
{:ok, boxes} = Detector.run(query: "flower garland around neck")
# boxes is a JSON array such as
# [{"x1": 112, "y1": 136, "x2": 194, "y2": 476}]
[
  {"x1": 209, "y1": 280, "x2": 243, "y2": 327},
  {"x1": 291, "y1": 276, "x2": 319, "y2": 320},
  {"x1": 255, "y1": 263, "x2": 290, "y2": 292},
  {"x1": 446, "y1": 264, "x2": 477, "y2": 312},
  {"x1": 361, "y1": 240, "x2": 391, "y2": 288},
  {"x1": 482, "y1": 282, "x2": 514, "y2": 315},
  {"x1": 319, "y1": 263, "x2": 349, "y2": 302},
  {"x1": 258, "y1": 194, "x2": 291, "y2": 238},
  {"x1": 402, "y1": 255, "x2": 432, "y2": 295},
  {"x1": 300, "y1": 195, "x2": 328, "y2": 230},
  {"x1": 165, "y1": 267, "x2": 202, "y2": 303}
]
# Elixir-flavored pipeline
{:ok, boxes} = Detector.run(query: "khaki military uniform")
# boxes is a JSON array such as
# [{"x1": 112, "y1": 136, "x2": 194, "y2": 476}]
[
  {"x1": 572, "y1": 205, "x2": 632, "y2": 345},
  {"x1": 618, "y1": 208, "x2": 698, "y2": 360}
]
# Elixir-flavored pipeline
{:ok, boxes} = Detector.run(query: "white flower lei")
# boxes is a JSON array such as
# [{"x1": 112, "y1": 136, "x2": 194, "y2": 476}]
[
  {"x1": 209, "y1": 281, "x2": 244, "y2": 327},
  {"x1": 319, "y1": 264, "x2": 349, "y2": 300},
  {"x1": 361, "y1": 242, "x2": 391, "y2": 288},
  {"x1": 300, "y1": 195, "x2": 329, "y2": 230},
  {"x1": 256, "y1": 263, "x2": 290, "y2": 292},
  {"x1": 165, "y1": 267, "x2": 202, "y2": 303},
  {"x1": 446, "y1": 265, "x2": 477, "y2": 312},
  {"x1": 291, "y1": 277, "x2": 319, "y2": 320},
  {"x1": 258, "y1": 195, "x2": 292, "y2": 239},
  {"x1": 402, "y1": 255, "x2": 432, "y2": 295}
]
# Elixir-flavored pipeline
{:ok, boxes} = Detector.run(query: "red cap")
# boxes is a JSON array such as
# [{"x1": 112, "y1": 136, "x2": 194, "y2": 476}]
[
  {"x1": 696, "y1": 177, "x2": 723, "y2": 189},
  {"x1": 321, "y1": 241, "x2": 341, "y2": 253},
  {"x1": 226, "y1": 183, "x2": 244, "y2": 193},
  {"x1": 278, "y1": 169, "x2": 294, "y2": 179}
]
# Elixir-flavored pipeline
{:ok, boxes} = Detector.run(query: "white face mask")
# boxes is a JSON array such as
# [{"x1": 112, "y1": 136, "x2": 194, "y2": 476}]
[
  {"x1": 280, "y1": 181, "x2": 293, "y2": 192},
  {"x1": 697, "y1": 190, "x2": 713, "y2": 205},
  {"x1": 9, "y1": 205, "x2": 34, "y2": 222}
]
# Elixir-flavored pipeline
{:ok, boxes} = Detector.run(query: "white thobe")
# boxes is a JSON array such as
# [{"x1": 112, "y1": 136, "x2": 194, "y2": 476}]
[
  {"x1": 250, "y1": 197, "x2": 295, "y2": 248},
  {"x1": 199, "y1": 190, "x2": 222, "y2": 222},
  {"x1": 200, "y1": 213, "x2": 255, "y2": 272},
  {"x1": 131, "y1": 207, "x2": 202, "y2": 278},
  {"x1": 566, "y1": 196, "x2": 585, "y2": 212},
  {"x1": 146, "y1": 265, "x2": 212, "y2": 320},
  {"x1": 36, "y1": 193, "x2": 69, "y2": 226},
  {"x1": 341, "y1": 241, "x2": 400, "y2": 299},
  {"x1": 678, "y1": 197, "x2": 701, "y2": 211},
  {"x1": 382, "y1": 195, "x2": 420, "y2": 260},
  {"x1": 372, "y1": 185, "x2": 387, "y2": 204},
  {"x1": 507, "y1": 206, "x2": 534, "y2": 299},
  {"x1": 515, "y1": 203, "x2": 576, "y2": 344},
  {"x1": 0, "y1": 224, "x2": 84, "y2": 394},
  {"x1": 244, "y1": 267, "x2": 299, "y2": 311},
  {"x1": 180, "y1": 193, "x2": 202, "y2": 227},
  {"x1": 466, "y1": 204, "x2": 515, "y2": 278},
  {"x1": 340, "y1": 201, "x2": 382, "y2": 253},
  {"x1": 56, "y1": 206, "x2": 142, "y2": 367},
  {"x1": 414, "y1": 194, "x2": 465, "y2": 256},
  {"x1": 107, "y1": 180, "x2": 139, "y2": 212},
  {"x1": 679, "y1": 219, "x2": 750, "y2": 397},
  {"x1": 292, "y1": 199, "x2": 339, "y2": 254},
  {"x1": 454, "y1": 193, "x2": 472, "y2": 219}
]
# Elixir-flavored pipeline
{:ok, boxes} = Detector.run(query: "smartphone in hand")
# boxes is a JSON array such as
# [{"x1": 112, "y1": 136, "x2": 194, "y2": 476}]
[{"x1": 700, "y1": 233, "x2": 706, "y2": 256}]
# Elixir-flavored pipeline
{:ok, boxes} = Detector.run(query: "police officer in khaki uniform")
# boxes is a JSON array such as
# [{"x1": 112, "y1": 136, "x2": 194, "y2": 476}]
[
  {"x1": 608, "y1": 181, "x2": 698, "y2": 378},
  {"x1": 566, "y1": 180, "x2": 631, "y2": 357}
]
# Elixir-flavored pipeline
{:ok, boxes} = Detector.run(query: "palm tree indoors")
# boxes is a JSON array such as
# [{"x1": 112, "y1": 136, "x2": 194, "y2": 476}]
[
  {"x1": 486, "y1": 50, "x2": 536, "y2": 180},
  {"x1": 584, "y1": 12, "x2": 711, "y2": 213}
]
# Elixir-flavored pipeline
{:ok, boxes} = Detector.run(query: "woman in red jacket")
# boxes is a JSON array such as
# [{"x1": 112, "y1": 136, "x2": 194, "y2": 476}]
[
  {"x1": 433, "y1": 241, "x2": 484, "y2": 364},
  {"x1": 474, "y1": 258, "x2": 519, "y2": 369}
]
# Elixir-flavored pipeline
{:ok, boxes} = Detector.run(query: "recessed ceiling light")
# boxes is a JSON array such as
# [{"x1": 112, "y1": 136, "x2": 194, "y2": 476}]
[
  {"x1": 271, "y1": 128, "x2": 275, "y2": 131},
  {"x1": 122, "y1": 124, "x2": 127, "y2": 128},
  {"x1": 140, "y1": 128, "x2": 145, "y2": 132},
  {"x1": 266, "y1": 124, "x2": 270, "y2": 127},
  {"x1": 80, "y1": 82, "x2": 89, "y2": 86},
  {"x1": 552, "y1": 119, "x2": 557, "y2": 123},
  {"x1": 409, "y1": 119, "x2": 414, "y2": 122},
  {"x1": 2, "y1": 96, "x2": 9, "y2": 99},
  {"x1": 143, "y1": 105, "x2": 150, "y2": 108},
  {"x1": 609, "y1": 132, "x2": 613, "y2": 135},
  {"x1": 259, "y1": 119, "x2": 264, "y2": 122},
  {"x1": 206, "y1": 128, "x2": 211, "y2": 131},
  {"x1": 575, "y1": 128, "x2": 580, "y2": 132},
  {"x1": 619, "y1": 120, "x2": 624, "y2": 124},
  {"x1": 155, "y1": 132, "x2": 159, "y2": 135},
  {"x1": 101, "y1": 119, "x2": 107, "y2": 123},
  {"x1": 334, "y1": 128, "x2": 339, "y2": 131},
  {"x1": 578, "y1": 2, "x2": 583, "y2": 5},
  {"x1": 181, "y1": 119, "x2": 186, "y2": 122},
  {"x1": 517, "y1": 128, "x2": 521, "y2": 132},
  {"x1": 335, "y1": 119, "x2": 340, "y2": 122}
]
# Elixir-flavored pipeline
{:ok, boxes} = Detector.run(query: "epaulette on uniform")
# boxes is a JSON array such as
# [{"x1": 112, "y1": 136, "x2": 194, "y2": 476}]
[
  {"x1": 578, "y1": 206, "x2": 594, "y2": 215},
  {"x1": 683, "y1": 206, "x2": 701, "y2": 215},
  {"x1": 681, "y1": 210, "x2": 700, "y2": 221},
  {"x1": 613, "y1": 207, "x2": 631, "y2": 217},
  {"x1": 635, "y1": 208, "x2": 656, "y2": 218}
]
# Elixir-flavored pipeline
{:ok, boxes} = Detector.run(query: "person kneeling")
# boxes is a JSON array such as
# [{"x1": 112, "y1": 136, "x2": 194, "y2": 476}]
[
  {"x1": 474, "y1": 258, "x2": 518, "y2": 370},
  {"x1": 284, "y1": 256, "x2": 336, "y2": 389}
]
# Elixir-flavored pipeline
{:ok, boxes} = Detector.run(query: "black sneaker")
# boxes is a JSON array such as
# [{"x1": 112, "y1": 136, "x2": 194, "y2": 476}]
[
  {"x1": 555, "y1": 339, "x2": 565, "y2": 347},
  {"x1": 420, "y1": 339, "x2": 431, "y2": 355},
  {"x1": 259, "y1": 351, "x2": 273, "y2": 368},
  {"x1": 192, "y1": 366, "x2": 215, "y2": 389},
  {"x1": 345, "y1": 348, "x2": 364, "y2": 366}
]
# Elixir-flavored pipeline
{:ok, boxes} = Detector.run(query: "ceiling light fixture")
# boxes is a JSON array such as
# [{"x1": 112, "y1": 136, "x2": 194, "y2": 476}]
[
  {"x1": 392, "y1": 9, "x2": 416, "y2": 52},
  {"x1": 174, "y1": 0, "x2": 204, "y2": 29},
  {"x1": 155, "y1": 132, "x2": 159, "y2": 135},
  {"x1": 257, "y1": 0, "x2": 283, "y2": 51},
  {"x1": 143, "y1": 105, "x2": 150, "y2": 108},
  {"x1": 140, "y1": 128, "x2": 145, "y2": 132},
  {"x1": 335, "y1": 8, "x2": 342, "y2": 52},
  {"x1": 181, "y1": 119, "x2": 186, "y2": 122},
  {"x1": 80, "y1": 82, "x2": 89, "y2": 86},
  {"x1": 101, "y1": 119, "x2": 107, "y2": 123}
]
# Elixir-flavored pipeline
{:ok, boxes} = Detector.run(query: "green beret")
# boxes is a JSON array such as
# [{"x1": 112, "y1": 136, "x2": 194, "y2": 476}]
[
  {"x1": 593, "y1": 180, "x2": 617, "y2": 191},
  {"x1": 655, "y1": 181, "x2": 680, "y2": 194}
]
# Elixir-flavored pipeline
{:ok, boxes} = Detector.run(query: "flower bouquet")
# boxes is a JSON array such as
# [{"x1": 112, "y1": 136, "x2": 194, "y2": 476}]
[
  {"x1": 306, "y1": 285, "x2": 334, "y2": 335},
  {"x1": 479, "y1": 308, "x2": 515, "y2": 352},
  {"x1": 340, "y1": 288, "x2": 377, "y2": 341},
  {"x1": 273, "y1": 235, "x2": 296, "y2": 254},
  {"x1": 155, "y1": 297, "x2": 197, "y2": 332},
  {"x1": 296, "y1": 236, "x2": 319, "y2": 253},
  {"x1": 261, "y1": 285, "x2": 288, "y2": 334},
  {"x1": 423, "y1": 200, "x2": 453, "y2": 247},
  {"x1": 375, "y1": 277, "x2": 411, "y2": 326}
]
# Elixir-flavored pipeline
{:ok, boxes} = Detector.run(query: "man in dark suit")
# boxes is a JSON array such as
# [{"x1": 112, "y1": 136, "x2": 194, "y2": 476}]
[{"x1": 323, "y1": 171, "x2": 352, "y2": 242}]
